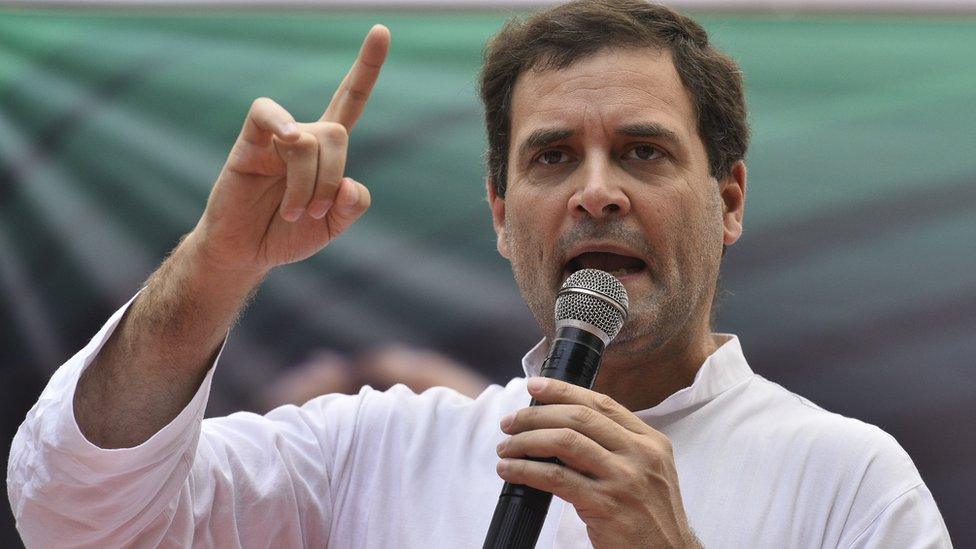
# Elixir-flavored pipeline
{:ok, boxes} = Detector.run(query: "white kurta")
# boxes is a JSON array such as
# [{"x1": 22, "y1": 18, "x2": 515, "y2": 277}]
[{"x1": 8, "y1": 296, "x2": 951, "y2": 548}]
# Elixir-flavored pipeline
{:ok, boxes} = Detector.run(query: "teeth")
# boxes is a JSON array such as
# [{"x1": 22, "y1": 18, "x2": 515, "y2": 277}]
[{"x1": 608, "y1": 268, "x2": 631, "y2": 276}]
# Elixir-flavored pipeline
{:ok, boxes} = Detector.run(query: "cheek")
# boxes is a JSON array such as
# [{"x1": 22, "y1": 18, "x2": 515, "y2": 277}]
[
  {"x1": 505, "y1": 190, "x2": 562, "y2": 256},
  {"x1": 642, "y1": 186, "x2": 719, "y2": 262},
  {"x1": 675, "y1": 187, "x2": 726, "y2": 265},
  {"x1": 503, "y1": 203, "x2": 538, "y2": 265},
  {"x1": 633, "y1": 188, "x2": 684, "y2": 239}
]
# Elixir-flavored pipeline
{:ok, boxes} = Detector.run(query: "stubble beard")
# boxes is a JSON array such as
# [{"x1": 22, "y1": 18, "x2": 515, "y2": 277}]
[
  {"x1": 613, "y1": 190, "x2": 726, "y2": 361},
  {"x1": 505, "y1": 202, "x2": 723, "y2": 361},
  {"x1": 505, "y1": 225, "x2": 557, "y2": 340}
]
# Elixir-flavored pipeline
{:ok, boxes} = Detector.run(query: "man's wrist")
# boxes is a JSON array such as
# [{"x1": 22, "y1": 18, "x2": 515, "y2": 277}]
[
  {"x1": 180, "y1": 230, "x2": 268, "y2": 292},
  {"x1": 128, "y1": 231, "x2": 265, "y2": 355}
]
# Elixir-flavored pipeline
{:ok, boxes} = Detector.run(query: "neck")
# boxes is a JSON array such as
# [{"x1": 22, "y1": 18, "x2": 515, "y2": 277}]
[{"x1": 591, "y1": 325, "x2": 722, "y2": 412}]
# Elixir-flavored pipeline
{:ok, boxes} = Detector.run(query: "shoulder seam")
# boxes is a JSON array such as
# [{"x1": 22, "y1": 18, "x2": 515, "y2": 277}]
[{"x1": 845, "y1": 482, "x2": 925, "y2": 549}]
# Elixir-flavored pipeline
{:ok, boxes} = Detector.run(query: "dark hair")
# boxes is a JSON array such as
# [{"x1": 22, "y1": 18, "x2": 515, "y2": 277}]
[{"x1": 480, "y1": 0, "x2": 749, "y2": 197}]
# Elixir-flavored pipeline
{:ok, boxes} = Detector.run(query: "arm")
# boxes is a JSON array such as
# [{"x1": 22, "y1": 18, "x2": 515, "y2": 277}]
[
  {"x1": 73, "y1": 234, "x2": 262, "y2": 448},
  {"x1": 9, "y1": 24, "x2": 392, "y2": 545},
  {"x1": 73, "y1": 26, "x2": 390, "y2": 449}
]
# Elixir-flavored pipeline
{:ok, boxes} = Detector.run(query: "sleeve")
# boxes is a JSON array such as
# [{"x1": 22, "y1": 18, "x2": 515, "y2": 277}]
[
  {"x1": 846, "y1": 484, "x2": 952, "y2": 549},
  {"x1": 834, "y1": 425, "x2": 953, "y2": 549},
  {"x1": 5, "y1": 293, "x2": 339, "y2": 548}
]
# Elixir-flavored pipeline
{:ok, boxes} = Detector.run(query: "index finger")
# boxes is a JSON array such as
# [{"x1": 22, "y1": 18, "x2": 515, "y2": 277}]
[
  {"x1": 502, "y1": 403, "x2": 631, "y2": 452},
  {"x1": 320, "y1": 24, "x2": 391, "y2": 130},
  {"x1": 526, "y1": 378, "x2": 651, "y2": 435}
]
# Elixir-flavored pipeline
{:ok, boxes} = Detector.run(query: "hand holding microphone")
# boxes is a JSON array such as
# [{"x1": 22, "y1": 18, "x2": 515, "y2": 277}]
[{"x1": 484, "y1": 269, "x2": 700, "y2": 549}]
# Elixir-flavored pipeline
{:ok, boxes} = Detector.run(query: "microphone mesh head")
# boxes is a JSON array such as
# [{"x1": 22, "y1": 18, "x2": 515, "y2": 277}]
[{"x1": 555, "y1": 269, "x2": 629, "y2": 342}]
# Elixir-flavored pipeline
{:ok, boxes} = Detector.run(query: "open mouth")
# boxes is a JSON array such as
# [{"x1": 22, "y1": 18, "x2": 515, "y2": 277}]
[{"x1": 564, "y1": 251, "x2": 647, "y2": 278}]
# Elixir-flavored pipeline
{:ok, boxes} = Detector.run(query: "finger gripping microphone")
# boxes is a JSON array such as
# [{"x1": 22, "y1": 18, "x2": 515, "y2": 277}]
[{"x1": 483, "y1": 269, "x2": 629, "y2": 549}]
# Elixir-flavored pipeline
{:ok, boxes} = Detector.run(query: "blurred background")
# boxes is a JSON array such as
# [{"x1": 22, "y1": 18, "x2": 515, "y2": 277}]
[{"x1": 1, "y1": 0, "x2": 974, "y2": 545}]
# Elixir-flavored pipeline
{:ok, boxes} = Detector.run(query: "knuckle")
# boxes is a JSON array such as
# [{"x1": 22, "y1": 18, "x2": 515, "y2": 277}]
[
  {"x1": 658, "y1": 435, "x2": 674, "y2": 454},
  {"x1": 594, "y1": 394, "x2": 618, "y2": 415},
  {"x1": 510, "y1": 459, "x2": 527, "y2": 475},
  {"x1": 543, "y1": 465, "x2": 565, "y2": 486},
  {"x1": 321, "y1": 122, "x2": 349, "y2": 144},
  {"x1": 570, "y1": 405, "x2": 596, "y2": 426},
  {"x1": 647, "y1": 433, "x2": 673, "y2": 455},
  {"x1": 601, "y1": 494, "x2": 623, "y2": 516},
  {"x1": 617, "y1": 462, "x2": 640, "y2": 483},
  {"x1": 549, "y1": 380, "x2": 568, "y2": 398},
  {"x1": 251, "y1": 96, "x2": 272, "y2": 111},
  {"x1": 319, "y1": 169, "x2": 341, "y2": 183},
  {"x1": 558, "y1": 428, "x2": 578, "y2": 449},
  {"x1": 297, "y1": 133, "x2": 318, "y2": 150},
  {"x1": 346, "y1": 87, "x2": 370, "y2": 103}
]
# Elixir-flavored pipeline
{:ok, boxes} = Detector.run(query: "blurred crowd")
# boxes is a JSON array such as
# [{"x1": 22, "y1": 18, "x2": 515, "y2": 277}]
[{"x1": 259, "y1": 346, "x2": 490, "y2": 412}]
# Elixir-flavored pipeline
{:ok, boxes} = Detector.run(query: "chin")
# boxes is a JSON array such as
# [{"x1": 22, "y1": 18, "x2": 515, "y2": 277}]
[
  {"x1": 608, "y1": 302, "x2": 683, "y2": 354},
  {"x1": 603, "y1": 320, "x2": 649, "y2": 355}
]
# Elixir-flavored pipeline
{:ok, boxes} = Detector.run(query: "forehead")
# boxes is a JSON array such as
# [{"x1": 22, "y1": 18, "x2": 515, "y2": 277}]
[{"x1": 509, "y1": 47, "x2": 698, "y2": 147}]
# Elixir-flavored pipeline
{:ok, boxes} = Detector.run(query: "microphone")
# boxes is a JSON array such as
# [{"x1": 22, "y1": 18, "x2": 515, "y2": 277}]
[{"x1": 483, "y1": 269, "x2": 629, "y2": 549}]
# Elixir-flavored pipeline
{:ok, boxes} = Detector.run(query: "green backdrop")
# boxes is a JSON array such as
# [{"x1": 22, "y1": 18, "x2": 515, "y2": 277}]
[{"x1": 1, "y1": 8, "x2": 973, "y2": 545}]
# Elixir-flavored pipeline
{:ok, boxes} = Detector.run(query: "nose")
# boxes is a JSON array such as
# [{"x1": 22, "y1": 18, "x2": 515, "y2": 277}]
[{"x1": 567, "y1": 160, "x2": 631, "y2": 220}]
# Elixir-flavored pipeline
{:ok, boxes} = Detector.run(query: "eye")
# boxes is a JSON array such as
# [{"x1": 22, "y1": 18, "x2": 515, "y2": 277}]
[
  {"x1": 623, "y1": 144, "x2": 663, "y2": 161},
  {"x1": 534, "y1": 149, "x2": 570, "y2": 166}
]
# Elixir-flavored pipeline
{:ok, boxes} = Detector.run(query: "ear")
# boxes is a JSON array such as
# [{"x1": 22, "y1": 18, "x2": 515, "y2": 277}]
[
  {"x1": 486, "y1": 178, "x2": 510, "y2": 259},
  {"x1": 720, "y1": 160, "x2": 747, "y2": 246}
]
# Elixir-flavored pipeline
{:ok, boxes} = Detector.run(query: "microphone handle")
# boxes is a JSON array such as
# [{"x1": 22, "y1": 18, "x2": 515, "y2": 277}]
[{"x1": 483, "y1": 326, "x2": 605, "y2": 549}]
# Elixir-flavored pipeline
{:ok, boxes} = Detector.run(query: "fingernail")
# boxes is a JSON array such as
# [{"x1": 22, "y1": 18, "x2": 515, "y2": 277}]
[
  {"x1": 496, "y1": 438, "x2": 508, "y2": 455},
  {"x1": 282, "y1": 207, "x2": 303, "y2": 222},
  {"x1": 496, "y1": 459, "x2": 511, "y2": 474},
  {"x1": 527, "y1": 378, "x2": 547, "y2": 392},
  {"x1": 339, "y1": 184, "x2": 361, "y2": 214},
  {"x1": 499, "y1": 412, "x2": 515, "y2": 431},
  {"x1": 307, "y1": 200, "x2": 332, "y2": 219}
]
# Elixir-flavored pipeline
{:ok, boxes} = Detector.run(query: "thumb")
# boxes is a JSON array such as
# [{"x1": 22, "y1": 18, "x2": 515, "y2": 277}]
[{"x1": 326, "y1": 177, "x2": 371, "y2": 238}]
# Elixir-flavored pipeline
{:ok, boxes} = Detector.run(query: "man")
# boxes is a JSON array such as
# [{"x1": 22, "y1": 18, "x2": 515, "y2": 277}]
[{"x1": 7, "y1": 1, "x2": 950, "y2": 547}]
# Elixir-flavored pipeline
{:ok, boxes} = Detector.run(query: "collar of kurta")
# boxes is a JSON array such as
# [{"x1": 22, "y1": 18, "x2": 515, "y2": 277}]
[{"x1": 520, "y1": 334, "x2": 754, "y2": 418}]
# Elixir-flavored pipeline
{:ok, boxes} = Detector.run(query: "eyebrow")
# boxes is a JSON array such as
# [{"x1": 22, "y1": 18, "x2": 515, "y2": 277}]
[
  {"x1": 617, "y1": 122, "x2": 682, "y2": 149},
  {"x1": 517, "y1": 128, "x2": 574, "y2": 159},
  {"x1": 516, "y1": 122, "x2": 683, "y2": 159}
]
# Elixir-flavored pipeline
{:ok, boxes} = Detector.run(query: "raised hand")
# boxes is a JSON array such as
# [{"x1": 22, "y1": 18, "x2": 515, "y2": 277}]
[
  {"x1": 190, "y1": 24, "x2": 391, "y2": 275},
  {"x1": 72, "y1": 26, "x2": 391, "y2": 452}
]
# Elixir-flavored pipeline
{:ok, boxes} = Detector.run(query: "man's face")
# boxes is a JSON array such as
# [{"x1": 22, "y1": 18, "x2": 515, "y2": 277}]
[{"x1": 489, "y1": 47, "x2": 745, "y2": 357}]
